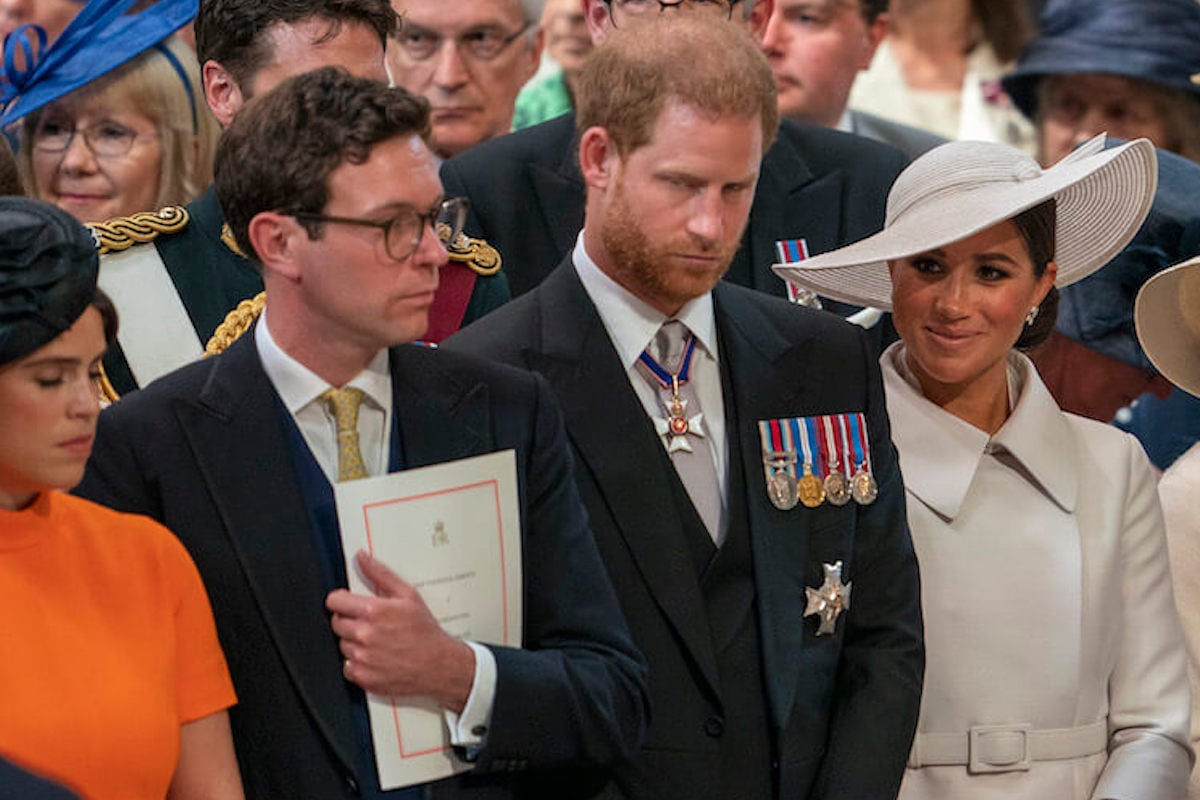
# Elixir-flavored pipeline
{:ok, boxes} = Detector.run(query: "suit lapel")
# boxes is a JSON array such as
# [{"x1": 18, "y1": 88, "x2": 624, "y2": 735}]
[
  {"x1": 528, "y1": 115, "x2": 586, "y2": 260},
  {"x1": 745, "y1": 126, "x2": 844, "y2": 292},
  {"x1": 715, "y1": 285, "x2": 819, "y2": 730},
  {"x1": 390, "y1": 345, "x2": 490, "y2": 470},
  {"x1": 174, "y1": 333, "x2": 360, "y2": 777},
  {"x1": 524, "y1": 264, "x2": 723, "y2": 699}
]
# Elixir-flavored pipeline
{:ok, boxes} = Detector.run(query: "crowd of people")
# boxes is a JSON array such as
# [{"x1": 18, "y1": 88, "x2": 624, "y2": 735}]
[{"x1": 2, "y1": 0, "x2": 1200, "y2": 798}]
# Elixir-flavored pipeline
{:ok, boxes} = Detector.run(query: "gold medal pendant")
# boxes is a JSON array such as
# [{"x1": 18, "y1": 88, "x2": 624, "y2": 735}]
[
  {"x1": 851, "y1": 464, "x2": 878, "y2": 505},
  {"x1": 797, "y1": 463, "x2": 826, "y2": 508},
  {"x1": 768, "y1": 470, "x2": 799, "y2": 510},
  {"x1": 824, "y1": 469, "x2": 851, "y2": 506}
]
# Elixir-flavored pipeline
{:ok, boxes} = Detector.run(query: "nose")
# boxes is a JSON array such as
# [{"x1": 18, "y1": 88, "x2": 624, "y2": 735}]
[
  {"x1": 1070, "y1": 105, "x2": 1107, "y2": 149},
  {"x1": 412, "y1": 218, "x2": 449, "y2": 277},
  {"x1": 685, "y1": 189, "x2": 726, "y2": 246},
  {"x1": 431, "y1": 38, "x2": 470, "y2": 91},
  {"x1": 760, "y1": 11, "x2": 785, "y2": 55},
  {"x1": 58, "y1": 131, "x2": 99, "y2": 174},
  {"x1": 70, "y1": 375, "x2": 102, "y2": 421},
  {"x1": 930, "y1": 271, "x2": 971, "y2": 318}
]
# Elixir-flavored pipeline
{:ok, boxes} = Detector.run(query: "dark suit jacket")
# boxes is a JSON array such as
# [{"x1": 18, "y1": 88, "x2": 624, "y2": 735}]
[
  {"x1": 440, "y1": 114, "x2": 907, "y2": 298},
  {"x1": 445, "y1": 261, "x2": 924, "y2": 799},
  {"x1": 76, "y1": 332, "x2": 649, "y2": 799}
]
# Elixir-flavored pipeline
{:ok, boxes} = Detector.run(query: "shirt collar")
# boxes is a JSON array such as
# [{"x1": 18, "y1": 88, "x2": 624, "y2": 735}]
[
  {"x1": 882, "y1": 342, "x2": 1078, "y2": 520},
  {"x1": 572, "y1": 232, "x2": 719, "y2": 370},
  {"x1": 836, "y1": 108, "x2": 854, "y2": 134},
  {"x1": 256, "y1": 309, "x2": 392, "y2": 414}
]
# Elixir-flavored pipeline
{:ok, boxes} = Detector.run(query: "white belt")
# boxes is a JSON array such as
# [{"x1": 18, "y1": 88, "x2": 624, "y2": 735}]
[{"x1": 908, "y1": 721, "x2": 1108, "y2": 774}]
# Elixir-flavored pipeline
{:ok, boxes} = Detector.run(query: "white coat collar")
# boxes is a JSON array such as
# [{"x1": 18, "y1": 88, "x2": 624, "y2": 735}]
[{"x1": 882, "y1": 342, "x2": 1078, "y2": 520}]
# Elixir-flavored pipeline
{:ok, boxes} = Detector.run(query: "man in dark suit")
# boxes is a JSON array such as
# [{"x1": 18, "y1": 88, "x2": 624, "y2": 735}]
[
  {"x1": 439, "y1": 0, "x2": 907, "y2": 300},
  {"x1": 77, "y1": 68, "x2": 647, "y2": 800},
  {"x1": 447, "y1": 18, "x2": 923, "y2": 800},
  {"x1": 97, "y1": 0, "x2": 509, "y2": 396}
]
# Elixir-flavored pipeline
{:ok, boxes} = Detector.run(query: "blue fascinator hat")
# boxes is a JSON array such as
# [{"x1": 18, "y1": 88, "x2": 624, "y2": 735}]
[
  {"x1": 1001, "y1": 0, "x2": 1200, "y2": 120},
  {"x1": 1, "y1": 0, "x2": 199, "y2": 129}
]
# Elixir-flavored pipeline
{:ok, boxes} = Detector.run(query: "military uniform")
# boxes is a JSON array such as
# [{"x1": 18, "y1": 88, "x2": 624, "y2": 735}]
[{"x1": 92, "y1": 187, "x2": 510, "y2": 397}]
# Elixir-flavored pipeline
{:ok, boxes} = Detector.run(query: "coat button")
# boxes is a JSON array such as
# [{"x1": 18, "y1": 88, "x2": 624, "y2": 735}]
[
  {"x1": 345, "y1": 775, "x2": 360, "y2": 794},
  {"x1": 704, "y1": 716, "x2": 725, "y2": 738}
]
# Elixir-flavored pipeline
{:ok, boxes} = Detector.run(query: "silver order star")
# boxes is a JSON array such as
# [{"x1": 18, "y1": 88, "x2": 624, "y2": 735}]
[
  {"x1": 804, "y1": 561, "x2": 852, "y2": 636},
  {"x1": 652, "y1": 397, "x2": 705, "y2": 454}
]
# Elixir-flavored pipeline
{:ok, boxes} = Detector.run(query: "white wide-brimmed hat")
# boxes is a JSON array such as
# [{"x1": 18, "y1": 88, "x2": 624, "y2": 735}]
[
  {"x1": 1135, "y1": 255, "x2": 1200, "y2": 398},
  {"x1": 773, "y1": 135, "x2": 1158, "y2": 311}
]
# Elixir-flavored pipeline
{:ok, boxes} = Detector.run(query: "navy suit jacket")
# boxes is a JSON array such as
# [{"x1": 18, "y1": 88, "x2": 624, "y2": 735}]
[
  {"x1": 445, "y1": 261, "x2": 924, "y2": 799},
  {"x1": 76, "y1": 331, "x2": 649, "y2": 799},
  {"x1": 440, "y1": 114, "x2": 907, "y2": 298}
]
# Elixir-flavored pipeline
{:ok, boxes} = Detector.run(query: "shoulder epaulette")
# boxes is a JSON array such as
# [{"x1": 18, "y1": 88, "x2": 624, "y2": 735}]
[
  {"x1": 205, "y1": 291, "x2": 266, "y2": 357},
  {"x1": 446, "y1": 231, "x2": 502, "y2": 276},
  {"x1": 89, "y1": 206, "x2": 190, "y2": 255}
]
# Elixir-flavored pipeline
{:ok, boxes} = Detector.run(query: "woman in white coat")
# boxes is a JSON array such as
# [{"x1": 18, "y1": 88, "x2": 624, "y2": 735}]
[{"x1": 777, "y1": 135, "x2": 1193, "y2": 799}]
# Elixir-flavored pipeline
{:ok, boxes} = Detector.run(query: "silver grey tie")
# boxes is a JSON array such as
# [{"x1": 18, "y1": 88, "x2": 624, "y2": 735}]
[{"x1": 640, "y1": 320, "x2": 725, "y2": 545}]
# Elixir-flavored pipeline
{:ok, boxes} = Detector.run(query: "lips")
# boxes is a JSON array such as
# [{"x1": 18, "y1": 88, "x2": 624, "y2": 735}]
[
  {"x1": 924, "y1": 326, "x2": 978, "y2": 347},
  {"x1": 58, "y1": 435, "x2": 94, "y2": 458}
]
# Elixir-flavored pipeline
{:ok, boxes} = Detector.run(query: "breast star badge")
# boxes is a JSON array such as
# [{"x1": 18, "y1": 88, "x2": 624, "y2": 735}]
[{"x1": 804, "y1": 561, "x2": 851, "y2": 636}]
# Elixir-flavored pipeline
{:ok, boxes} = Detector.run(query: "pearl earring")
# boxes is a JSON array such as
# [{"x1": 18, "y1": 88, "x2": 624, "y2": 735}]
[{"x1": 1025, "y1": 305, "x2": 1039, "y2": 326}]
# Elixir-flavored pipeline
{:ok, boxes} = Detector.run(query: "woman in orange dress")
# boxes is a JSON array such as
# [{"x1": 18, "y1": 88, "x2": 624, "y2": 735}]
[{"x1": 0, "y1": 197, "x2": 244, "y2": 800}]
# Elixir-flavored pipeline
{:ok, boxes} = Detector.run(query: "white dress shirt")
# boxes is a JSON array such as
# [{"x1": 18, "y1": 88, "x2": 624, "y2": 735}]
[
  {"x1": 572, "y1": 234, "x2": 729, "y2": 513},
  {"x1": 255, "y1": 312, "x2": 496, "y2": 748}
]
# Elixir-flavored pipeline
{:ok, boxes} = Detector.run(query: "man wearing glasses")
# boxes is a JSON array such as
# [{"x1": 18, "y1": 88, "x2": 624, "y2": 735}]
[
  {"x1": 387, "y1": 0, "x2": 543, "y2": 159},
  {"x1": 441, "y1": 0, "x2": 908, "y2": 316},
  {"x1": 78, "y1": 67, "x2": 648, "y2": 800}
]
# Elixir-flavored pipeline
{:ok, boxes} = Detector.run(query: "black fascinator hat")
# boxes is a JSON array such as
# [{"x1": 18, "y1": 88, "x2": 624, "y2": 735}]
[{"x1": 0, "y1": 197, "x2": 98, "y2": 367}]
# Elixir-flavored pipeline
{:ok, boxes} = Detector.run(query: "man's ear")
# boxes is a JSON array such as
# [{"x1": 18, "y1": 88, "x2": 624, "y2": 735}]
[
  {"x1": 248, "y1": 212, "x2": 303, "y2": 283},
  {"x1": 579, "y1": 126, "x2": 619, "y2": 191},
  {"x1": 582, "y1": 0, "x2": 611, "y2": 45},
  {"x1": 746, "y1": 0, "x2": 775, "y2": 43},
  {"x1": 861, "y1": 11, "x2": 888, "y2": 70},
  {"x1": 203, "y1": 60, "x2": 245, "y2": 128},
  {"x1": 520, "y1": 26, "x2": 546, "y2": 85}
]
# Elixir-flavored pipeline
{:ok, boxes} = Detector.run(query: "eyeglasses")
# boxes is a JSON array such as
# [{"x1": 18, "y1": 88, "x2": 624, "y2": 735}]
[
  {"x1": 286, "y1": 197, "x2": 470, "y2": 262},
  {"x1": 31, "y1": 119, "x2": 159, "y2": 158},
  {"x1": 396, "y1": 22, "x2": 532, "y2": 62},
  {"x1": 604, "y1": 0, "x2": 741, "y2": 25}
]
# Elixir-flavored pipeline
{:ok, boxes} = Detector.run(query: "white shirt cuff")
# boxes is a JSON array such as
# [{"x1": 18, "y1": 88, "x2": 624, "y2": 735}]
[{"x1": 442, "y1": 641, "x2": 496, "y2": 749}]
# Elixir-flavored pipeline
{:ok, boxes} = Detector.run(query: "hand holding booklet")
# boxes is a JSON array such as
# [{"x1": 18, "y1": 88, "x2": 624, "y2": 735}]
[{"x1": 334, "y1": 450, "x2": 522, "y2": 790}]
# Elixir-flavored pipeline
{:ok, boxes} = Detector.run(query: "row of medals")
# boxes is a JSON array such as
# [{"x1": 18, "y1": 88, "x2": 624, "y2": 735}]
[{"x1": 766, "y1": 452, "x2": 877, "y2": 511}]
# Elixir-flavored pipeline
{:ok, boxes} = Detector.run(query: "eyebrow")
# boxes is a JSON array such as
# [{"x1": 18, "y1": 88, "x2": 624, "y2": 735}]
[{"x1": 19, "y1": 353, "x2": 105, "y2": 370}]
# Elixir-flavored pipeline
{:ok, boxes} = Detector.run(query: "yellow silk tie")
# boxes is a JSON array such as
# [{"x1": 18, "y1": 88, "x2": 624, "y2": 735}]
[{"x1": 322, "y1": 387, "x2": 369, "y2": 482}]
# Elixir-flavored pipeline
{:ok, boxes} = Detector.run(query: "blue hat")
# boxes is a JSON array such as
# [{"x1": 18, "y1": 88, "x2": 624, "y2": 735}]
[
  {"x1": 1001, "y1": 0, "x2": 1200, "y2": 120},
  {"x1": 1058, "y1": 143, "x2": 1200, "y2": 371},
  {"x1": 1, "y1": 0, "x2": 198, "y2": 128}
]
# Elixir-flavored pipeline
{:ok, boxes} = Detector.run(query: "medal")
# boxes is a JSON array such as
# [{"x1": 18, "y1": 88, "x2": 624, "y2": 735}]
[
  {"x1": 797, "y1": 464, "x2": 825, "y2": 508},
  {"x1": 767, "y1": 469, "x2": 799, "y2": 510},
  {"x1": 775, "y1": 239, "x2": 823, "y2": 309},
  {"x1": 821, "y1": 415, "x2": 851, "y2": 506},
  {"x1": 847, "y1": 412, "x2": 877, "y2": 506},
  {"x1": 792, "y1": 417, "x2": 825, "y2": 508},
  {"x1": 804, "y1": 561, "x2": 852, "y2": 636},
  {"x1": 851, "y1": 466, "x2": 878, "y2": 505},
  {"x1": 639, "y1": 334, "x2": 705, "y2": 454},
  {"x1": 824, "y1": 471, "x2": 850, "y2": 506}
]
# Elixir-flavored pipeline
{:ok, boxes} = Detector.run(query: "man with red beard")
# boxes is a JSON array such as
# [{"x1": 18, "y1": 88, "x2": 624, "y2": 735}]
[{"x1": 446, "y1": 17, "x2": 923, "y2": 800}]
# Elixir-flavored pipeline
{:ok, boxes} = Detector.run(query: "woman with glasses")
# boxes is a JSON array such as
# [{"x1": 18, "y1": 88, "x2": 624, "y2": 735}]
[
  {"x1": 778, "y1": 136, "x2": 1192, "y2": 798},
  {"x1": 2, "y1": 1, "x2": 217, "y2": 223}
]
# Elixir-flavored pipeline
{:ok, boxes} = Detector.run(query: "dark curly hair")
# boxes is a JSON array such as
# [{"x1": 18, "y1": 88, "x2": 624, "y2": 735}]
[
  {"x1": 195, "y1": 0, "x2": 399, "y2": 92},
  {"x1": 214, "y1": 67, "x2": 431, "y2": 261}
]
